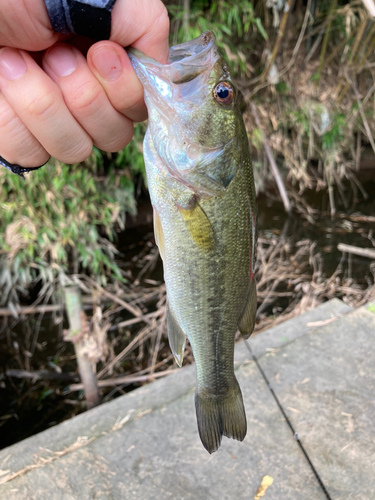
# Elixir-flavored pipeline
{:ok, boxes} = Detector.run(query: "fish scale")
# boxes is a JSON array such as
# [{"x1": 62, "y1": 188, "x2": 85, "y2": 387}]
[{"x1": 129, "y1": 31, "x2": 257, "y2": 453}]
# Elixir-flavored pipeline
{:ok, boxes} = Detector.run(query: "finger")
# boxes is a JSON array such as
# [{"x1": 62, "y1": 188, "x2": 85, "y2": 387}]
[
  {"x1": 0, "y1": 91, "x2": 49, "y2": 167},
  {"x1": 87, "y1": 41, "x2": 147, "y2": 123},
  {"x1": 0, "y1": 47, "x2": 93, "y2": 164},
  {"x1": 110, "y1": 0, "x2": 170, "y2": 64},
  {"x1": 0, "y1": 0, "x2": 62, "y2": 51},
  {"x1": 43, "y1": 44, "x2": 134, "y2": 151}
]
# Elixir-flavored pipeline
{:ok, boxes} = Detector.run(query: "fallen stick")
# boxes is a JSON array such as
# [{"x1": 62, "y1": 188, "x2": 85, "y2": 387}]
[
  {"x1": 0, "y1": 304, "x2": 61, "y2": 317},
  {"x1": 0, "y1": 295, "x2": 99, "y2": 317},
  {"x1": 67, "y1": 369, "x2": 175, "y2": 391},
  {"x1": 76, "y1": 275, "x2": 143, "y2": 318},
  {"x1": 108, "y1": 309, "x2": 163, "y2": 331},
  {"x1": 97, "y1": 324, "x2": 154, "y2": 379},
  {"x1": 6, "y1": 369, "x2": 79, "y2": 383},
  {"x1": 338, "y1": 243, "x2": 375, "y2": 259}
]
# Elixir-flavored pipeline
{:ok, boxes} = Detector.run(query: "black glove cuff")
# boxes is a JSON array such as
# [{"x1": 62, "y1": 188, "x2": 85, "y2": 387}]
[
  {"x1": 44, "y1": 0, "x2": 117, "y2": 40},
  {"x1": 0, "y1": 155, "x2": 50, "y2": 179}
]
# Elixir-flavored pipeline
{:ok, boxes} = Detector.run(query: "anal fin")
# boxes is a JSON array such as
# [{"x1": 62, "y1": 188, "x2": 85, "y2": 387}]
[
  {"x1": 166, "y1": 302, "x2": 186, "y2": 367},
  {"x1": 153, "y1": 207, "x2": 165, "y2": 261},
  {"x1": 239, "y1": 279, "x2": 257, "y2": 339}
]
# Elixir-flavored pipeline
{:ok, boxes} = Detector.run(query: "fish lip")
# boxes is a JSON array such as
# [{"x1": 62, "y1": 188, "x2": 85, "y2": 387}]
[
  {"x1": 127, "y1": 31, "x2": 218, "y2": 83},
  {"x1": 168, "y1": 31, "x2": 216, "y2": 64}
]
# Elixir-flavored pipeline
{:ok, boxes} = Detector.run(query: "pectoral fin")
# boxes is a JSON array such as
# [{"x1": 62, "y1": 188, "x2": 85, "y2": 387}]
[
  {"x1": 239, "y1": 279, "x2": 257, "y2": 339},
  {"x1": 167, "y1": 302, "x2": 186, "y2": 367},
  {"x1": 179, "y1": 203, "x2": 214, "y2": 251},
  {"x1": 153, "y1": 208, "x2": 165, "y2": 261}
]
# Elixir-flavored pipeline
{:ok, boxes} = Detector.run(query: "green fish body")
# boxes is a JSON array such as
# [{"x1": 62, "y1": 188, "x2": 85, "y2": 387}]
[{"x1": 129, "y1": 32, "x2": 257, "y2": 453}]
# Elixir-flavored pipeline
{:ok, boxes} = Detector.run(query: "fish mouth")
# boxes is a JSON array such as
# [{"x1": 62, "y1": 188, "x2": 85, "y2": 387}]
[
  {"x1": 128, "y1": 31, "x2": 218, "y2": 84},
  {"x1": 169, "y1": 31, "x2": 216, "y2": 63}
]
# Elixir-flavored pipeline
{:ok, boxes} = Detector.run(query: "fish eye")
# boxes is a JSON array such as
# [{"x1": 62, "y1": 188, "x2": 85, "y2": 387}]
[{"x1": 213, "y1": 82, "x2": 234, "y2": 105}]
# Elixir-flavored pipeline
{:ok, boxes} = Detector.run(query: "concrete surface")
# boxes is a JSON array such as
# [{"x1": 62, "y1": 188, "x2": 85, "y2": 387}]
[{"x1": 0, "y1": 299, "x2": 374, "y2": 499}]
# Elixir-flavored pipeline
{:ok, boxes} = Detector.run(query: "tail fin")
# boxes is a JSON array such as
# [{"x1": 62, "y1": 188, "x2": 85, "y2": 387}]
[{"x1": 195, "y1": 378, "x2": 247, "y2": 454}]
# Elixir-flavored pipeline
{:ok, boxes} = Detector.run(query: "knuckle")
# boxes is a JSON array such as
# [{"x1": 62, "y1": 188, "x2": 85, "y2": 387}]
[
  {"x1": 0, "y1": 133, "x2": 48, "y2": 167},
  {"x1": 0, "y1": 103, "x2": 19, "y2": 132},
  {"x1": 155, "y1": 5, "x2": 170, "y2": 37},
  {"x1": 117, "y1": 90, "x2": 144, "y2": 115},
  {"x1": 21, "y1": 147, "x2": 50, "y2": 167},
  {"x1": 68, "y1": 81, "x2": 103, "y2": 115},
  {"x1": 62, "y1": 140, "x2": 93, "y2": 164},
  {"x1": 147, "y1": 5, "x2": 170, "y2": 43},
  {"x1": 97, "y1": 125, "x2": 134, "y2": 152},
  {"x1": 24, "y1": 88, "x2": 59, "y2": 119}
]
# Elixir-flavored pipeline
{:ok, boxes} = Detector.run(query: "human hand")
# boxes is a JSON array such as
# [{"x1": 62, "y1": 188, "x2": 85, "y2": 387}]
[{"x1": 0, "y1": 0, "x2": 169, "y2": 169}]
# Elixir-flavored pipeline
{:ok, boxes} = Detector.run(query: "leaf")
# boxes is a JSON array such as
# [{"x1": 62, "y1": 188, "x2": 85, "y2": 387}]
[
  {"x1": 255, "y1": 18, "x2": 268, "y2": 40},
  {"x1": 254, "y1": 476, "x2": 274, "y2": 499}
]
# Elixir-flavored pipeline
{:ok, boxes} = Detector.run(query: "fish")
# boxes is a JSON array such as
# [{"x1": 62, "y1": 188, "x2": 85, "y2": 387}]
[{"x1": 128, "y1": 31, "x2": 257, "y2": 454}]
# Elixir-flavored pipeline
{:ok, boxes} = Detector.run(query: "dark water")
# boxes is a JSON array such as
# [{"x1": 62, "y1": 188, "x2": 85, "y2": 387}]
[
  {"x1": 257, "y1": 178, "x2": 375, "y2": 281},
  {"x1": 0, "y1": 177, "x2": 374, "y2": 450}
]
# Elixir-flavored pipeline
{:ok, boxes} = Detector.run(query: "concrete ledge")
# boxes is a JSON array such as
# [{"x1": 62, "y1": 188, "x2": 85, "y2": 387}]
[{"x1": 0, "y1": 299, "x2": 363, "y2": 499}]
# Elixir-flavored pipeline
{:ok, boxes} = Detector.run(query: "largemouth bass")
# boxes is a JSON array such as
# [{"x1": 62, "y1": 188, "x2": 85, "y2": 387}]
[{"x1": 128, "y1": 32, "x2": 257, "y2": 454}]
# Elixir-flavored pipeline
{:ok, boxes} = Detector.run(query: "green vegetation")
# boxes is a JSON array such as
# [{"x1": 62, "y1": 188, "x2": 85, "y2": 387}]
[
  {"x1": 169, "y1": 0, "x2": 375, "y2": 198},
  {"x1": 168, "y1": 0, "x2": 267, "y2": 76},
  {"x1": 0, "y1": 124, "x2": 146, "y2": 305},
  {"x1": 2, "y1": 0, "x2": 375, "y2": 305}
]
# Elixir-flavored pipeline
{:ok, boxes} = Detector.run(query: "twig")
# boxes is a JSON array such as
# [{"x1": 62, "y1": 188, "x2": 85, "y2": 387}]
[
  {"x1": 280, "y1": 0, "x2": 311, "y2": 75},
  {"x1": 318, "y1": 27, "x2": 357, "y2": 72},
  {"x1": 97, "y1": 323, "x2": 155, "y2": 379},
  {"x1": 355, "y1": 132, "x2": 362, "y2": 171},
  {"x1": 250, "y1": 104, "x2": 291, "y2": 213},
  {"x1": 0, "y1": 294, "x2": 118, "y2": 318},
  {"x1": 348, "y1": 82, "x2": 375, "y2": 123},
  {"x1": 108, "y1": 309, "x2": 163, "y2": 331},
  {"x1": 316, "y1": 0, "x2": 337, "y2": 85},
  {"x1": 260, "y1": 0, "x2": 294, "y2": 83},
  {"x1": 67, "y1": 369, "x2": 175, "y2": 392},
  {"x1": 326, "y1": 160, "x2": 336, "y2": 217},
  {"x1": 6, "y1": 369, "x2": 79, "y2": 383},
  {"x1": 74, "y1": 275, "x2": 143, "y2": 318},
  {"x1": 306, "y1": 0, "x2": 317, "y2": 52},
  {"x1": 338, "y1": 243, "x2": 375, "y2": 259},
  {"x1": 0, "y1": 436, "x2": 95, "y2": 486},
  {"x1": 247, "y1": 0, "x2": 310, "y2": 99},
  {"x1": 0, "y1": 304, "x2": 60, "y2": 318},
  {"x1": 336, "y1": 18, "x2": 369, "y2": 102},
  {"x1": 305, "y1": 29, "x2": 324, "y2": 63},
  {"x1": 351, "y1": 77, "x2": 375, "y2": 154}
]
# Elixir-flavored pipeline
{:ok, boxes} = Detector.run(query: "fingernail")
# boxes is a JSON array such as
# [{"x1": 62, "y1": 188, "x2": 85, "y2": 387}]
[
  {"x1": 91, "y1": 48, "x2": 122, "y2": 81},
  {"x1": 46, "y1": 45, "x2": 78, "y2": 77},
  {"x1": 0, "y1": 48, "x2": 27, "y2": 81}
]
